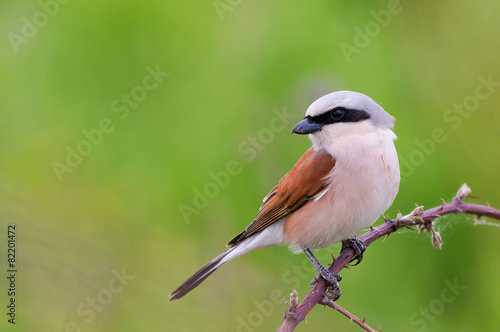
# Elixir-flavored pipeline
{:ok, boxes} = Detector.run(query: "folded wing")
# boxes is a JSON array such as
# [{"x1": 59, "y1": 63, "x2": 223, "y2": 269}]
[{"x1": 227, "y1": 147, "x2": 335, "y2": 247}]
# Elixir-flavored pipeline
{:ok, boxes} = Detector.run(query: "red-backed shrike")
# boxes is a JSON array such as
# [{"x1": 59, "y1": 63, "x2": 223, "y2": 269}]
[{"x1": 170, "y1": 90, "x2": 400, "y2": 300}]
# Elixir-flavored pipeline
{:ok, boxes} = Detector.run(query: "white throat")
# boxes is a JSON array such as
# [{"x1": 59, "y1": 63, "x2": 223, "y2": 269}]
[{"x1": 309, "y1": 121, "x2": 396, "y2": 155}]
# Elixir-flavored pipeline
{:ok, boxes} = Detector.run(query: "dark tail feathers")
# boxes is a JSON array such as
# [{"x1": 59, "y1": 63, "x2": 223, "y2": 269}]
[{"x1": 169, "y1": 248, "x2": 234, "y2": 300}]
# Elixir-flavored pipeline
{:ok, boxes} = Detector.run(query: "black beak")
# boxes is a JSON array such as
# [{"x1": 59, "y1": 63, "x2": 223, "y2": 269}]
[{"x1": 292, "y1": 118, "x2": 324, "y2": 135}]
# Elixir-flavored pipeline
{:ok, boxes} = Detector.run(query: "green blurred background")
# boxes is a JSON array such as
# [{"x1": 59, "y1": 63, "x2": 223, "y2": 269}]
[{"x1": 1, "y1": 0, "x2": 499, "y2": 331}]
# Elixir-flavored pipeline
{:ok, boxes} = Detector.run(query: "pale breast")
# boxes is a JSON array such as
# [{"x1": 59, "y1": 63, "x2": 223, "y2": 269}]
[{"x1": 283, "y1": 130, "x2": 400, "y2": 253}]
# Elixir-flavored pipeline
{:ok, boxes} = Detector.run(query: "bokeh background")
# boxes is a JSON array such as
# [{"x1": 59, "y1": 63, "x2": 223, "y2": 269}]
[{"x1": 1, "y1": 0, "x2": 499, "y2": 331}]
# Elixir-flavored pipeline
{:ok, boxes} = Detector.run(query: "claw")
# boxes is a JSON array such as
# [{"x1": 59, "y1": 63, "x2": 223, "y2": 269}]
[
  {"x1": 341, "y1": 237, "x2": 366, "y2": 266},
  {"x1": 304, "y1": 248, "x2": 342, "y2": 298},
  {"x1": 319, "y1": 269, "x2": 342, "y2": 292},
  {"x1": 325, "y1": 285, "x2": 341, "y2": 301}
]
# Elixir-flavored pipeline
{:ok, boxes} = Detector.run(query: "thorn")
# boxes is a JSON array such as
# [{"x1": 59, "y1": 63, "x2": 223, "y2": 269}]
[
  {"x1": 440, "y1": 198, "x2": 446, "y2": 209},
  {"x1": 379, "y1": 327, "x2": 382, "y2": 332},
  {"x1": 475, "y1": 216, "x2": 481, "y2": 225},
  {"x1": 362, "y1": 317, "x2": 366, "y2": 323},
  {"x1": 486, "y1": 201, "x2": 491, "y2": 207},
  {"x1": 330, "y1": 252, "x2": 336, "y2": 265},
  {"x1": 345, "y1": 265, "x2": 352, "y2": 271},
  {"x1": 370, "y1": 225, "x2": 375, "y2": 231},
  {"x1": 383, "y1": 234, "x2": 390, "y2": 242}
]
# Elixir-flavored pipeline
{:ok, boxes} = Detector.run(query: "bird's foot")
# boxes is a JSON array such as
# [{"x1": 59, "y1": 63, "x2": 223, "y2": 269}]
[
  {"x1": 318, "y1": 266, "x2": 342, "y2": 300},
  {"x1": 341, "y1": 237, "x2": 366, "y2": 266},
  {"x1": 304, "y1": 248, "x2": 342, "y2": 299},
  {"x1": 325, "y1": 283, "x2": 342, "y2": 302},
  {"x1": 310, "y1": 270, "x2": 342, "y2": 300}
]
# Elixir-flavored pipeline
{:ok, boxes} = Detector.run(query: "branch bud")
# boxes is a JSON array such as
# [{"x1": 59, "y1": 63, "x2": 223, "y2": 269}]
[{"x1": 456, "y1": 183, "x2": 472, "y2": 201}]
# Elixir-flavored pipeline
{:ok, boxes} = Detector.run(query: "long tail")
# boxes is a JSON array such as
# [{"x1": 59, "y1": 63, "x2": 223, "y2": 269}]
[
  {"x1": 169, "y1": 247, "x2": 236, "y2": 301},
  {"x1": 170, "y1": 221, "x2": 284, "y2": 300}
]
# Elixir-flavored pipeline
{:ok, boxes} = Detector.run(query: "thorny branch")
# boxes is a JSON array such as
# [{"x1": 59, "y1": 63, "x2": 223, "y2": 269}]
[
  {"x1": 318, "y1": 298, "x2": 379, "y2": 332},
  {"x1": 277, "y1": 184, "x2": 500, "y2": 331}
]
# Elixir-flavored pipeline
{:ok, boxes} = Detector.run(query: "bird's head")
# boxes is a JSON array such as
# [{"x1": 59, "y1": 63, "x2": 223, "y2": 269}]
[{"x1": 292, "y1": 91, "x2": 395, "y2": 148}]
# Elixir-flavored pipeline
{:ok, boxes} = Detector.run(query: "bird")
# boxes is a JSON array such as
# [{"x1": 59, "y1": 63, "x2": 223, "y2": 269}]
[{"x1": 170, "y1": 90, "x2": 400, "y2": 301}]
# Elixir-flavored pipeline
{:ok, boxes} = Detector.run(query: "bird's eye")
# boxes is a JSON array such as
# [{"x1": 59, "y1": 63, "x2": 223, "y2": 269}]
[{"x1": 330, "y1": 109, "x2": 345, "y2": 120}]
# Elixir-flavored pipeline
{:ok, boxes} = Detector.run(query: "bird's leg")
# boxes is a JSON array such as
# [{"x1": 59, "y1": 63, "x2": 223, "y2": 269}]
[
  {"x1": 341, "y1": 236, "x2": 366, "y2": 266},
  {"x1": 304, "y1": 248, "x2": 342, "y2": 298}
]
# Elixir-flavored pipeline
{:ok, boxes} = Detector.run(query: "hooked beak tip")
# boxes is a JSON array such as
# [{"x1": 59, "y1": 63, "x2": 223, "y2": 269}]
[{"x1": 292, "y1": 119, "x2": 324, "y2": 135}]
